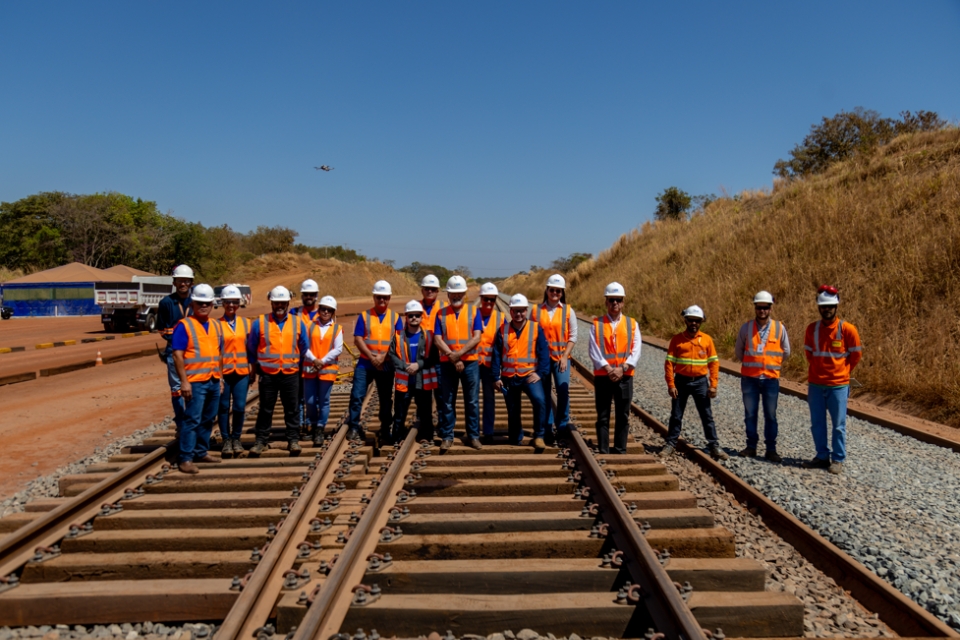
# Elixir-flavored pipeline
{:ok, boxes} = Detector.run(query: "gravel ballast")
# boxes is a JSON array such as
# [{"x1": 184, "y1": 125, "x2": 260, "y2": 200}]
[{"x1": 573, "y1": 318, "x2": 960, "y2": 632}]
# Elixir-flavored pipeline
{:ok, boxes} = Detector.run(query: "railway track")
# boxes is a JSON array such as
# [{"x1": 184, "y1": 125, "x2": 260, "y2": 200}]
[{"x1": 0, "y1": 298, "x2": 956, "y2": 639}]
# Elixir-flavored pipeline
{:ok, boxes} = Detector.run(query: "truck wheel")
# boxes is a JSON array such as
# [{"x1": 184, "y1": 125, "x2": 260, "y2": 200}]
[
  {"x1": 104, "y1": 321, "x2": 116, "y2": 333},
  {"x1": 146, "y1": 313, "x2": 157, "y2": 332}
]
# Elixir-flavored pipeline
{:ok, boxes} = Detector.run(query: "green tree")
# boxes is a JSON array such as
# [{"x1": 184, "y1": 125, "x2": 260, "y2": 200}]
[
  {"x1": 549, "y1": 252, "x2": 592, "y2": 272},
  {"x1": 0, "y1": 192, "x2": 69, "y2": 270},
  {"x1": 243, "y1": 226, "x2": 298, "y2": 255},
  {"x1": 654, "y1": 187, "x2": 692, "y2": 221}
]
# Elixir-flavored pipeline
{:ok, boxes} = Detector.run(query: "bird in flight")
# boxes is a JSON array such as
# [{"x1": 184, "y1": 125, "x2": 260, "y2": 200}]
[{"x1": 314, "y1": 165, "x2": 334, "y2": 171}]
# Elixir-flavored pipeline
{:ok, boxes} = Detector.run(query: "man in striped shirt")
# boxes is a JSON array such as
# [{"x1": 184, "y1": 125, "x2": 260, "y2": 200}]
[{"x1": 662, "y1": 305, "x2": 728, "y2": 460}]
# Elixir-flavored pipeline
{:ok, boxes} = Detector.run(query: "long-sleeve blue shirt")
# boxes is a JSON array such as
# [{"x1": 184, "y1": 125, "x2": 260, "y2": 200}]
[
  {"x1": 491, "y1": 320, "x2": 551, "y2": 381},
  {"x1": 157, "y1": 293, "x2": 192, "y2": 353},
  {"x1": 246, "y1": 313, "x2": 310, "y2": 369}
]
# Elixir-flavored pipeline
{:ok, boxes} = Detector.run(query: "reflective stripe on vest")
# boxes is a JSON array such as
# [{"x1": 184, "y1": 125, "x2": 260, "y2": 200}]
[
  {"x1": 181, "y1": 317, "x2": 222, "y2": 383},
  {"x1": 500, "y1": 320, "x2": 538, "y2": 377},
  {"x1": 808, "y1": 320, "x2": 852, "y2": 358},
  {"x1": 258, "y1": 314, "x2": 301, "y2": 375},
  {"x1": 220, "y1": 316, "x2": 251, "y2": 375},
  {"x1": 438, "y1": 306, "x2": 478, "y2": 362},
  {"x1": 593, "y1": 316, "x2": 635, "y2": 367},
  {"x1": 477, "y1": 310, "x2": 504, "y2": 367},
  {"x1": 741, "y1": 320, "x2": 785, "y2": 378},
  {"x1": 303, "y1": 322, "x2": 341, "y2": 381},
  {"x1": 395, "y1": 330, "x2": 436, "y2": 392},
  {"x1": 534, "y1": 304, "x2": 571, "y2": 361},
  {"x1": 362, "y1": 310, "x2": 398, "y2": 358}
]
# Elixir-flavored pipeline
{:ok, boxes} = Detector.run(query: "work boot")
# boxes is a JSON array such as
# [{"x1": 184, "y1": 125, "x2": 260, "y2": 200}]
[
  {"x1": 801, "y1": 456, "x2": 830, "y2": 469},
  {"x1": 467, "y1": 438, "x2": 483, "y2": 450},
  {"x1": 346, "y1": 428, "x2": 363, "y2": 441},
  {"x1": 249, "y1": 441, "x2": 267, "y2": 457},
  {"x1": 480, "y1": 434, "x2": 494, "y2": 446},
  {"x1": 439, "y1": 439, "x2": 453, "y2": 452},
  {"x1": 178, "y1": 461, "x2": 200, "y2": 474},
  {"x1": 232, "y1": 439, "x2": 245, "y2": 456},
  {"x1": 380, "y1": 430, "x2": 393, "y2": 446},
  {"x1": 709, "y1": 446, "x2": 729, "y2": 461},
  {"x1": 532, "y1": 437, "x2": 546, "y2": 450},
  {"x1": 195, "y1": 454, "x2": 221, "y2": 464},
  {"x1": 738, "y1": 447, "x2": 757, "y2": 458},
  {"x1": 312, "y1": 433, "x2": 325, "y2": 448},
  {"x1": 288, "y1": 441, "x2": 302, "y2": 455},
  {"x1": 764, "y1": 450, "x2": 782, "y2": 463},
  {"x1": 221, "y1": 439, "x2": 234, "y2": 459},
  {"x1": 828, "y1": 461, "x2": 843, "y2": 475},
  {"x1": 659, "y1": 444, "x2": 675, "y2": 458}
]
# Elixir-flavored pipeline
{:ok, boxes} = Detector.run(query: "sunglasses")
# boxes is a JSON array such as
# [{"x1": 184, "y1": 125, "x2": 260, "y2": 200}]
[
  {"x1": 685, "y1": 317, "x2": 702, "y2": 323},
  {"x1": 606, "y1": 298, "x2": 624, "y2": 304},
  {"x1": 755, "y1": 305, "x2": 771, "y2": 311},
  {"x1": 318, "y1": 307, "x2": 335, "y2": 313},
  {"x1": 196, "y1": 301, "x2": 213, "y2": 307},
  {"x1": 422, "y1": 287, "x2": 439, "y2": 292},
  {"x1": 406, "y1": 314, "x2": 422, "y2": 319},
  {"x1": 374, "y1": 295, "x2": 390, "y2": 300},
  {"x1": 547, "y1": 288, "x2": 563, "y2": 294}
]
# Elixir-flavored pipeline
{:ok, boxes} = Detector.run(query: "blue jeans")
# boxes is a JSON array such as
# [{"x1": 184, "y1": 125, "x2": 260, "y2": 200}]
[
  {"x1": 348, "y1": 363, "x2": 394, "y2": 434},
  {"x1": 179, "y1": 378, "x2": 221, "y2": 463},
  {"x1": 542, "y1": 358, "x2": 570, "y2": 431},
  {"x1": 741, "y1": 376, "x2": 779, "y2": 450},
  {"x1": 479, "y1": 365, "x2": 506, "y2": 436},
  {"x1": 503, "y1": 375, "x2": 547, "y2": 442},
  {"x1": 439, "y1": 360, "x2": 480, "y2": 441},
  {"x1": 166, "y1": 351, "x2": 185, "y2": 431},
  {"x1": 665, "y1": 375, "x2": 719, "y2": 448},
  {"x1": 808, "y1": 384, "x2": 849, "y2": 463},
  {"x1": 304, "y1": 378, "x2": 334, "y2": 429},
  {"x1": 218, "y1": 372, "x2": 250, "y2": 438}
]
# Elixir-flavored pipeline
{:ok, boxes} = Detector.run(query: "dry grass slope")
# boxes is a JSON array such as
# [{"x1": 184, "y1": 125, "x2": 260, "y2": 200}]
[{"x1": 559, "y1": 129, "x2": 960, "y2": 426}]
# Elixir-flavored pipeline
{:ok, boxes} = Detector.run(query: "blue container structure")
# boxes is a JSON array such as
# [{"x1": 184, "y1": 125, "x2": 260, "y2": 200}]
[{"x1": 0, "y1": 282, "x2": 100, "y2": 317}]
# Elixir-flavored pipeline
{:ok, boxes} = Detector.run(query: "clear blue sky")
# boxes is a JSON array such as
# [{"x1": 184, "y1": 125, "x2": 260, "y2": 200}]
[{"x1": 2, "y1": 2, "x2": 958, "y2": 277}]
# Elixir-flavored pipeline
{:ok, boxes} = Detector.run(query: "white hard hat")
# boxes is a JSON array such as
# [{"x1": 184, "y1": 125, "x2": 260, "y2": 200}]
[
  {"x1": 445, "y1": 275, "x2": 468, "y2": 293},
  {"x1": 372, "y1": 280, "x2": 393, "y2": 296},
  {"x1": 753, "y1": 291, "x2": 775, "y2": 305},
  {"x1": 817, "y1": 291, "x2": 840, "y2": 306},
  {"x1": 405, "y1": 300, "x2": 425, "y2": 314},
  {"x1": 220, "y1": 285, "x2": 243, "y2": 301},
  {"x1": 172, "y1": 264, "x2": 195, "y2": 279},
  {"x1": 420, "y1": 274, "x2": 440, "y2": 288},
  {"x1": 682, "y1": 305, "x2": 705, "y2": 319},
  {"x1": 604, "y1": 282, "x2": 625, "y2": 297},
  {"x1": 191, "y1": 283, "x2": 215, "y2": 303},
  {"x1": 268, "y1": 286, "x2": 292, "y2": 302},
  {"x1": 300, "y1": 279, "x2": 319, "y2": 294},
  {"x1": 509, "y1": 294, "x2": 529, "y2": 308},
  {"x1": 546, "y1": 274, "x2": 566, "y2": 289},
  {"x1": 479, "y1": 282, "x2": 499, "y2": 297},
  {"x1": 318, "y1": 295, "x2": 337, "y2": 310}
]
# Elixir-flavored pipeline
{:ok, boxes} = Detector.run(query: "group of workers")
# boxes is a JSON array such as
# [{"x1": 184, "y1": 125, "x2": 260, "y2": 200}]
[{"x1": 156, "y1": 264, "x2": 862, "y2": 476}]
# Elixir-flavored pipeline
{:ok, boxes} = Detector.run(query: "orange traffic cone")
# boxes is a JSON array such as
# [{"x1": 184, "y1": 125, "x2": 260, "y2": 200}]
[{"x1": 95, "y1": 350, "x2": 103, "y2": 366}]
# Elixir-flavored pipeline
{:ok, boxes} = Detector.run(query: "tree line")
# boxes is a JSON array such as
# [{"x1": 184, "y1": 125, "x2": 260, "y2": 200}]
[{"x1": 0, "y1": 191, "x2": 365, "y2": 281}]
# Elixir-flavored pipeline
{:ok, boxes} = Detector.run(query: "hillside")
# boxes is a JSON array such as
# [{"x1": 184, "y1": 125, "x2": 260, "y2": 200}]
[{"x1": 510, "y1": 128, "x2": 960, "y2": 427}]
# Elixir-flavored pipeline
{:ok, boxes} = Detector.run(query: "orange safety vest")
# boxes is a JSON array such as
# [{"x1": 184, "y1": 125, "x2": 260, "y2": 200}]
[
  {"x1": 741, "y1": 320, "x2": 786, "y2": 379},
  {"x1": 593, "y1": 315, "x2": 636, "y2": 377},
  {"x1": 437, "y1": 305, "x2": 478, "y2": 362},
  {"x1": 360, "y1": 309, "x2": 399, "y2": 360},
  {"x1": 477, "y1": 310, "x2": 504, "y2": 367},
  {"x1": 805, "y1": 319, "x2": 862, "y2": 386},
  {"x1": 220, "y1": 316, "x2": 251, "y2": 376},
  {"x1": 533, "y1": 303, "x2": 572, "y2": 361},
  {"x1": 257, "y1": 314, "x2": 302, "y2": 375},
  {"x1": 394, "y1": 330, "x2": 438, "y2": 392},
  {"x1": 291, "y1": 306, "x2": 319, "y2": 327},
  {"x1": 501, "y1": 320, "x2": 539, "y2": 377},
  {"x1": 303, "y1": 322, "x2": 342, "y2": 381},
  {"x1": 422, "y1": 299, "x2": 447, "y2": 337},
  {"x1": 179, "y1": 317, "x2": 223, "y2": 383}
]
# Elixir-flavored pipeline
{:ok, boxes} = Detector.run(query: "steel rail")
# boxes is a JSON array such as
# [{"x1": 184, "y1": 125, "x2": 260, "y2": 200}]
[
  {"x1": 0, "y1": 390, "x2": 257, "y2": 579},
  {"x1": 292, "y1": 426, "x2": 420, "y2": 640},
  {"x1": 217, "y1": 382, "x2": 372, "y2": 640},
  {"x1": 567, "y1": 427, "x2": 708, "y2": 640},
  {"x1": 568, "y1": 356, "x2": 958, "y2": 638}
]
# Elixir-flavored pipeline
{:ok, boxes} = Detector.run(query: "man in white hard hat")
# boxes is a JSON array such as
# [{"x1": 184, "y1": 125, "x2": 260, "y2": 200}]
[
  {"x1": 387, "y1": 300, "x2": 440, "y2": 443},
  {"x1": 171, "y1": 284, "x2": 223, "y2": 474},
  {"x1": 302, "y1": 295, "x2": 343, "y2": 447},
  {"x1": 347, "y1": 280, "x2": 403, "y2": 442},
  {"x1": 532, "y1": 274, "x2": 578, "y2": 444},
  {"x1": 734, "y1": 291, "x2": 791, "y2": 462},
  {"x1": 418, "y1": 274, "x2": 447, "y2": 435},
  {"x1": 662, "y1": 305, "x2": 728, "y2": 461},
  {"x1": 157, "y1": 264, "x2": 195, "y2": 435},
  {"x1": 246, "y1": 286, "x2": 310, "y2": 456},
  {"x1": 291, "y1": 279, "x2": 321, "y2": 325},
  {"x1": 476, "y1": 282, "x2": 506, "y2": 444},
  {"x1": 589, "y1": 282, "x2": 642, "y2": 454},
  {"x1": 434, "y1": 275, "x2": 485, "y2": 450},
  {"x1": 492, "y1": 293, "x2": 551, "y2": 448},
  {"x1": 801, "y1": 285, "x2": 862, "y2": 475}
]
